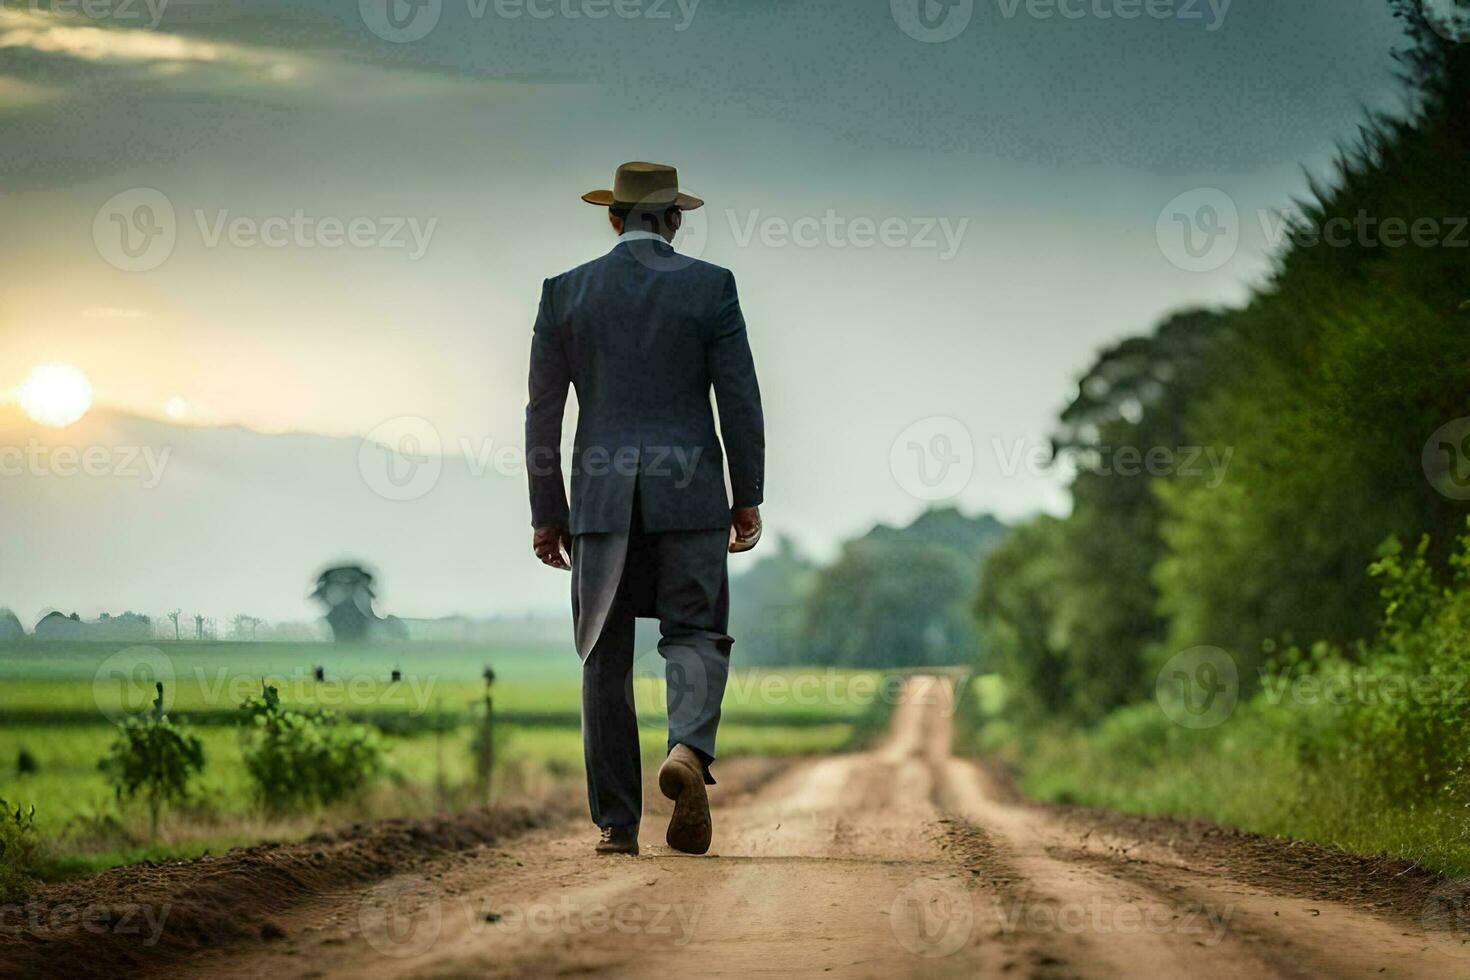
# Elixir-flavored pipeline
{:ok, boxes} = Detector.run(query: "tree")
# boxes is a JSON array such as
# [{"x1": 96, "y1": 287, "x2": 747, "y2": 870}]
[
  {"x1": 229, "y1": 614, "x2": 264, "y2": 641},
  {"x1": 0, "y1": 610, "x2": 24, "y2": 643},
  {"x1": 1023, "y1": 309, "x2": 1230, "y2": 719},
  {"x1": 790, "y1": 509, "x2": 1004, "y2": 669},
  {"x1": 1154, "y1": 12, "x2": 1470, "y2": 675},
  {"x1": 99, "y1": 683, "x2": 206, "y2": 839},
  {"x1": 975, "y1": 517, "x2": 1073, "y2": 717},
  {"x1": 802, "y1": 538, "x2": 979, "y2": 668},
  {"x1": 979, "y1": 4, "x2": 1470, "y2": 721},
  {"x1": 311, "y1": 565, "x2": 387, "y2": 642},
  {"x1": 238, "y1": 684, "x2": 384, "y2": 812},
  {"x1": 727, "y1": 536, "x2": 818, "y2": 666}
]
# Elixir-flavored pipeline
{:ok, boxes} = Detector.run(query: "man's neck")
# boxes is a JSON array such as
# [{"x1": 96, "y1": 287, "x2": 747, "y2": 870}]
[{"x1": 618, "y1": 229, "x2": 671, "y2": 245}]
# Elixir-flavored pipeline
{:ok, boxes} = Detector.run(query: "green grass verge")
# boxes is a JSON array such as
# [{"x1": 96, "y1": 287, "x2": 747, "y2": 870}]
[{"x1": 960, "y1": 675, "x2": 1470, "y2": 877}]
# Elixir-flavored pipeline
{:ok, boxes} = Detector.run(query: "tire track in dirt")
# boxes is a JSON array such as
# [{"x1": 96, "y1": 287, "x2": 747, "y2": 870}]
[{"x1": 920, "y1": 674, "x2": 1470, "y2": 980}]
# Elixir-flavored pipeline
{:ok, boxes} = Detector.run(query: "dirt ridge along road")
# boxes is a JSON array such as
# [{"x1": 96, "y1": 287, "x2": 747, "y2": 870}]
[{"x1": 184, "y1": 676, "x2": 1470, "y2": 979}]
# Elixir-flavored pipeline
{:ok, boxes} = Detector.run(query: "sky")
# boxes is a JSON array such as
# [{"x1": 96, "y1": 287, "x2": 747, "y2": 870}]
[{"x1": 0, "y1": 0, "x2": 1427, "y2": 618}]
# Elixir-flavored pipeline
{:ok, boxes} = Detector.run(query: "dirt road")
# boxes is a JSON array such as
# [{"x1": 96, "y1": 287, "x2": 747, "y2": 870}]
[{"x1": 139, "y1": 675, "x2": 1464, "y2": 979}]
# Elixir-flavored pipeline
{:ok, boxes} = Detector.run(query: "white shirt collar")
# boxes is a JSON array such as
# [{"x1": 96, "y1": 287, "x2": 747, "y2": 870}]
[{"x1": 618, "y1": 230, "x2": 670, "y2": 245}]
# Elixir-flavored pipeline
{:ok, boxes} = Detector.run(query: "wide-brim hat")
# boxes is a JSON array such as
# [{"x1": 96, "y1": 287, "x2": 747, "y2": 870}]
[{"x1": 582, "y1": 161, "x2": 704, "y2": 211}]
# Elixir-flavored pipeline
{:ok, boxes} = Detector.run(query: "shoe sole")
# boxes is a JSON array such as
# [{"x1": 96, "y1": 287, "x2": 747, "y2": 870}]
[{"x1": 658, "y1": 760, "x2": 712, "y2": 855}]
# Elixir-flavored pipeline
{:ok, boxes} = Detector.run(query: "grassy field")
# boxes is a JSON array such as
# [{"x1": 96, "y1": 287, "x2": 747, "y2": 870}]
[
  {"x1": 956, "y1": 674, "x2": 1470, "y2": 878},
  {"x1": 0, "y1": 641, "x2": 884, "y2": 727},
  {"x1": 0, "y1": 641, "x2": 890, "y2": 879}
]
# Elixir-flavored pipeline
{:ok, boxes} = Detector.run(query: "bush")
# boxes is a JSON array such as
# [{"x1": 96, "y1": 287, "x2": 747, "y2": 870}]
[
  {"x1": 239, "y1": 684, "x2": 384, "y2": 813},
  {"x1": 99, "y1": 683, "x2": 206, "y2": 839},
  {"x1": 1013, "y1": 520, "x2": 1470, "y2": 873},
  {"x1": 0, "y1": 800, "x2": 40, "y2": 901},
  {"x1": 1286, "y1": 523, "x2": 1470, "y2": 803}
]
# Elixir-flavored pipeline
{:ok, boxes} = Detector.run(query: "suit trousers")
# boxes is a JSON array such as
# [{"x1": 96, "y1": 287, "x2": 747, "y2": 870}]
[{"x1": 572, "y1": 518, "x2": 732, "y2": 831}]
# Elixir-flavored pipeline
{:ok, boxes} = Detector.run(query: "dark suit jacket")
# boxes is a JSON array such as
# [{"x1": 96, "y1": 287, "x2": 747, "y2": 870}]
[{"x1": 525, "y1": 239, "x2": 765, "y2": 535}]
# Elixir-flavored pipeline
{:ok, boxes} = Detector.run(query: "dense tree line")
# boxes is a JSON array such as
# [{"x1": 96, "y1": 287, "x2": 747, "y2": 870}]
[
  {"x1": 979, "y1": 0, "x2": 1470, "y2": 723},
  {"x1": 731, "y1": 509, "x2": 1006, "y2": 667}
]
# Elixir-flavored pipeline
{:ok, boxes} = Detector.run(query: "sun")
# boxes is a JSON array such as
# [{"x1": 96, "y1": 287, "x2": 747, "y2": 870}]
[{"x1": 17, "y1": 363, "x2": 93, "y2": 428}]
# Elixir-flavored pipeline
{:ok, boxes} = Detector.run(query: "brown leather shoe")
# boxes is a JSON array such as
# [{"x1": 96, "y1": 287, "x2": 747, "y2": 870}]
[
  {"x1": 595, "y1": 825, "x2": 639, "y2": 855},
  {"x1": 658, "y1": 744, "x2": 712, "y2": 855}
]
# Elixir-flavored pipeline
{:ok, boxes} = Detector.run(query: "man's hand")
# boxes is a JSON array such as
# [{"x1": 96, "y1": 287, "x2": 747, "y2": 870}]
[
  {"x1": 729, "y1": 506, "x2": 762, "y2": 554},
  {"x1": 533, "y1": 525, "x2": 572, "y2": 570}
]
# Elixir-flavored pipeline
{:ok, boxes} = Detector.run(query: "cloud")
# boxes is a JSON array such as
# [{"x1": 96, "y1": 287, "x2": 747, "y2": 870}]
[
  {"x1": 0, "y1": 7, "x2": 522, "y2": 107},
  {"x1": 0, "y1": 7, "x2": 307, "y2": 90},
  {"x1": 1, "y1": 8, "x2": 242, "y2": 61}
]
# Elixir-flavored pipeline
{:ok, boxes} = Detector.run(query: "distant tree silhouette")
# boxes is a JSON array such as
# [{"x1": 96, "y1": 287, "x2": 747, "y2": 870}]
[
  {"x1": 230, "y1": 614, "x2": 264, "y2": 641},
  {"x1": 311, "y1": 565, "x2": 388, "y2": 643}
]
